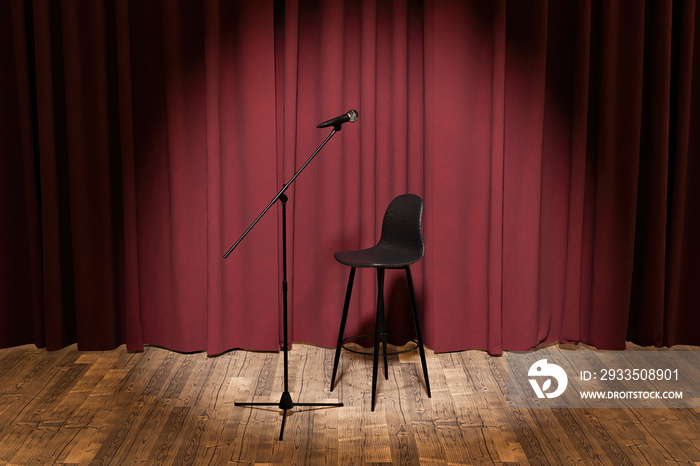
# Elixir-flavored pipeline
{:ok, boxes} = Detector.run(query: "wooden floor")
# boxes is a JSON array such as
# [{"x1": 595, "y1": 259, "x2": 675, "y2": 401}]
[{"x1": 0, "y1": 342, "x2": 699, "y2": 465}]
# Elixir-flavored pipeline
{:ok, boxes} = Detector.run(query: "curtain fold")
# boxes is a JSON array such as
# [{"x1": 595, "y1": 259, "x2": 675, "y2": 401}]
[
  {"x1": 31, "y1": 0, "x2": 126, "y2": 350},
  {"x1": 126, "y1": 0, "x2": 279, "y2": 353},
  {"x1": 657, "y1": 0, "x2": 700, "y2": 347},
  {"x1": 1, "y1": 0, "x2": 699, "y2": 353},
  {"x1": 0, "y1": 0, "x2": 44, "y2": 348}
]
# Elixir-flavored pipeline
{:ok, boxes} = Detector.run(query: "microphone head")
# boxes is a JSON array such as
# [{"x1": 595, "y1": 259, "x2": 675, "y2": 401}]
[{"x1": 347, "y1": 109, "x2": 358, "y2": 122}]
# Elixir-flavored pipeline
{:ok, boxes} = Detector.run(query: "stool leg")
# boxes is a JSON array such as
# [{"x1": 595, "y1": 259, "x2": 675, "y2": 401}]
[
  {"x1": 405, "y1": 266, "x2": 431, "y2": 398},
  {"x1": 330, "y1": 267, "x2": 355, "y2": 391},
  {"x1": 381, "y1": 311, "x2": 388, "y2": 380},
  {"x1": 372, "y1": 268, "x2": 385, "y2": 411},
  {"x1": 378, "y1": 269, "x2": 388, "y2": 380}
]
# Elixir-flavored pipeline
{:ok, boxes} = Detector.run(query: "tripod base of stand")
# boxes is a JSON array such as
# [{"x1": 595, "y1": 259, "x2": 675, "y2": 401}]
[{"x1": 235, "y1": 392, "x2": 343, "y2": 440}]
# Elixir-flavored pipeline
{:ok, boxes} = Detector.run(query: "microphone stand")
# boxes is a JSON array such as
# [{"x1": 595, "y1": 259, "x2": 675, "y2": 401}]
[{"x1": 223, "y1": 124, "x2": 346, "y2": 441}]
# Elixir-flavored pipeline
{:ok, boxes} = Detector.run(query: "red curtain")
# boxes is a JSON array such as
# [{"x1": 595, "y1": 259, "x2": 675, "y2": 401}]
[
  {"x1": 0, "y1": 0, "x2": 44, "y2": 349},
  {"x1": 1, "y1": 0, "x2": 699, "y2": 354},
  {"x1": 126, "y1": 1, "x2": 280, "y2": 354},
  {"x1": 276, "y1": 0, "x2": 429, "y2": 349},
  {"x1": 1, "y1": 0, "x2": 280, "y2": 353}
]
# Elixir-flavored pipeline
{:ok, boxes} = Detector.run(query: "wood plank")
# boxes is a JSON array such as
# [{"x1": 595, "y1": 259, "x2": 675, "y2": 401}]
[{"x1": 0, "y1": 343, "x2": 699, "y2": 465}]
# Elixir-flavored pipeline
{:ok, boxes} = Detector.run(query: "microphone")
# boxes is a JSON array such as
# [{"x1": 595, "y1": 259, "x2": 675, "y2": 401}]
[{"x1": 316, "y1": 109, "x2": 359, "y2": 129}]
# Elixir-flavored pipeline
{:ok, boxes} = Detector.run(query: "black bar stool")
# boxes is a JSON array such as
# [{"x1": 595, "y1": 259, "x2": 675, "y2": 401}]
[{"x1": 329, "y1": 194, "x2": 431, "y2": 411}]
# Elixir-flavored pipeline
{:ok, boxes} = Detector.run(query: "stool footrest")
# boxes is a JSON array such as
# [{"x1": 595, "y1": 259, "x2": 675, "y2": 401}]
[{"x1": 341, "y1": 333, "x2": 418, "y2": 356}]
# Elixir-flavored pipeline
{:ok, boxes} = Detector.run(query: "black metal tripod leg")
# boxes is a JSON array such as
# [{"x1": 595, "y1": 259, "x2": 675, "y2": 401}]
[
  {"x1": 405, "y1": 266, "x2": 431, "y2": 397},
  {"x1": 279, "y1": 410, "x2": 288, "y2": 440},
  {"x1": 331, "y1": 267, "x2": 355, "y2": 391},
  {"x1": 234, "y1": 401, "x2": 279, "y2": 406}
]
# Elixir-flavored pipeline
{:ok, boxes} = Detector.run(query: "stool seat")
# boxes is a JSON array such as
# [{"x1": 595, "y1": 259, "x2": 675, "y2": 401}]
[
  {"x1": 334, "y1": 245, "x2": 422, "y2": 269},
  {"x1": 329, "y1": 194, "x2": 431, "y2": 411}
]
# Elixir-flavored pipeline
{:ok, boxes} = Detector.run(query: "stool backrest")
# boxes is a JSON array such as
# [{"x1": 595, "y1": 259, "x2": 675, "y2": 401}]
[{"x1": 377, "y1": 194, "x2": 424, "y2": 260}]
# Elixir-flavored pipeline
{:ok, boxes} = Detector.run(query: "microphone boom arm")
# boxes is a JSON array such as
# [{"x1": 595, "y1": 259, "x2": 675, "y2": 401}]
[{"x1": 223, "y1": 128, "x2": 339, "y2": 258}]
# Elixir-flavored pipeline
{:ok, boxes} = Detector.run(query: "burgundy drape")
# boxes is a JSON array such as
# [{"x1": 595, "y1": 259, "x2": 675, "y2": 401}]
[{"x1": 1, "y1": 0, "x2": 699, "y2": 354}]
